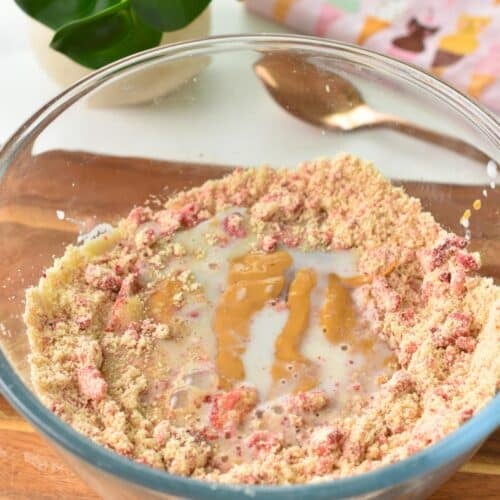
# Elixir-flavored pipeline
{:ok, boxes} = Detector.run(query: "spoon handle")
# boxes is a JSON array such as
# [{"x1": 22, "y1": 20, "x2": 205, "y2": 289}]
[{"x1": 377, "y1": 116, "x2": 490, "y2": 164}]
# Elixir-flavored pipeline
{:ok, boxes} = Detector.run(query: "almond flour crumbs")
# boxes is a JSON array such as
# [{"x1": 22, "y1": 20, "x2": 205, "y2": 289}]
[{"x1": 25, "y1": 154, "x2": 499, "y2": 485}]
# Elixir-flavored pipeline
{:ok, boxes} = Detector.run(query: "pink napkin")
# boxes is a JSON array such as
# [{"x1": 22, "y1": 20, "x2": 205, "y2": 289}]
[{"x1": 246, "y1": 0, "x2": 500, "y2": 112}]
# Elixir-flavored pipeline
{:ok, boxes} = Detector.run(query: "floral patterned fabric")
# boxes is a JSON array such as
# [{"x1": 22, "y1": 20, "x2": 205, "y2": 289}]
[{"x1": 246, "y1": 0, "x2": 500, "y2": 111}]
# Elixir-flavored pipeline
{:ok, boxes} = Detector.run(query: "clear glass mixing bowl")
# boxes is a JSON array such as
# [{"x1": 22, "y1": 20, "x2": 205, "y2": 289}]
[{"x1": 0, "y1": 35, "x2": 498, "y2": 499}]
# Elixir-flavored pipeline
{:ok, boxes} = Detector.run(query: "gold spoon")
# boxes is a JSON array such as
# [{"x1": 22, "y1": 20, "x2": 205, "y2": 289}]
[{"x1": 254, "y1": 53, "x2": 489, "y2": 164}]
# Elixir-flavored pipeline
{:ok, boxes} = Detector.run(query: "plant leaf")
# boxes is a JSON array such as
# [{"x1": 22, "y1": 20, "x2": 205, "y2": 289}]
[
  {"x1": 50, "y1": 0, "x2": 162, "y2": 69},
  {"x1": 130, "y1": 0, "x2": 211, "y2": 32},
  {"x1": 14, "y1": 0, "x2": 121, "y2": 30}
]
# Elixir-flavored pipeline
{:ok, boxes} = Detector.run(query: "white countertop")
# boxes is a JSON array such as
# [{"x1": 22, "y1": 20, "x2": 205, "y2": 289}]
[{"x1": 0, "y1": 2, "x2": 494, "y2": 185}]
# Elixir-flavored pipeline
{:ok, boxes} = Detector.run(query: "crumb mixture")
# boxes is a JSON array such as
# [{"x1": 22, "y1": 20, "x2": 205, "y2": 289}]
[{"x1": 25, "y1": 154, "x2": 499, "y2": 484}]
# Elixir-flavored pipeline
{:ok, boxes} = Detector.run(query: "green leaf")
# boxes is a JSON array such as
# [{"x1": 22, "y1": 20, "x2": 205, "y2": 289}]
[
  {"x1": 14, "y1": 0, "x2": 121, "y2": 30},
  {"x1": 130, "y1": 0, "x2": 211, "y2": 32},
  {"x1": 50, "y1": 0, "x2": 162, "y2": 69}
]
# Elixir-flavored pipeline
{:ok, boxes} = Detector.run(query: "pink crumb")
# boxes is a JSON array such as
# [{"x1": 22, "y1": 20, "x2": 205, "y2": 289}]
[
  {"x1": 128, "y1": 206, "x2": 150, "y2": 225},
  {"x1": 105, "y1": 274, "x2": 139, "y2": 332},
  {"x1": 246, "y1": 431, "x2": 282, "y2": 456},
  {"x1": 222, "y1": 213, "x2": 247, "y2": 238},
  {"x1": 85, "y1": 264, "x2": 122, "y2": 292},
  {"x1": 372, "y1": 277, "x2": 401, "y2": 313},
  {"x1": 309, "y1": 426, "x2": 344, "y2": 456},
  {"x1": 77, "y1": 367, "x2": 107, "y2": 402},
  {"x1": 286, "y1": 391, "x2": 329, "y2": 413},
  {"x1": 209, "y1": 387, "x2": 258, "y2": 434},
  {"x1": 260, "y1": 234, "x2": 279, "y2": 252}
]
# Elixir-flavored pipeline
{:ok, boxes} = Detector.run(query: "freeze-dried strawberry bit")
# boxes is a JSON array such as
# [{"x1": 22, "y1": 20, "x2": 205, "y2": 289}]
[
  {"x1": 105, "y1": 274, "x2": 140, "y2": 332},
  {"x1": 372, "y1": 277, "x2": 402, "y2": 313},
  {"x1": 418, "y1": 234, "x2": 467, "y2": 272},
  {"x1": 222, "y1": 213, "x2": 246, "y2": 238},
  {"x1": 199, "y1": 426, "x2": 219, "y2": 442},
  {"x1": 177, "y1": 203, "x2": 202, "y2": 228},
  {"x1": 448, "y1": 312, "x2": 472, "y2": 335},
  {"x1": 385, "y1": 371, "x2": 414, "y2": 394},
  {"x1": 286, "y1": 391, "x2": 329, "y2": 414},
  {"x1": 128, "y1": 206, "x2": 151, "y2": 226},
  {"x1": 435, "y1": 386, "x2": 451, "y2": 401},
  {"x1": 417, "y1": 249, "x2": 433, "y2": 274},
  {"x1": 155, "y1": 209, "x2": 181, "y2": 236},
  {"x1": 229, "y1": 187, "x2": 249, "y2": 206},
  {"x1": 114, "y1": 253, "x2": 137, "y2": 276},
  {"x1": 48, "y1": 401, "x2": 64, "y2": 416},
  {"x1": 432, "y1": 311, "x2": 474, "y2": 350},
  {"x1": 134, "y1": 222, "x2": 162, "y2": 248},
  {"x1": 455, "y1": 336, "x2": 476, "y2": 352},
  {"x1": 77, "y1": 367, "x2": 107, "y2": 402},
  {"x1": 455, "y1": 252, "x2": 480, "y2": 272},
  {"x1": 460, "y1": 408, "x2": 474, "y2": 423},
  {"x1": 75, "y1": 313, "x2": 92, "y2": 331},
  {"x1": 260, "y1": 234, "x2": 279, "y2": 253},
  {"x1": 398, "y1": 341, "x2": 418, "y2": 367},
  {"x1": 246, "y1": 431, "x2": 283, "y2": 456},
  {"x1": 439, "y1": 271, "x2": 451, "y2": 283},
  {"x1": 85, "y1": 264, "x2": 122, "y2": 292},
  {"x1": 309, "y1": 426, "x2": 344, "y2": 456},
  {"x1": 209, "y1": 387, "x2": 259, "y2": 433},
  {"x1": 450, "y1": 266, "x2": 466, "y2": 296},
  {"x1": 400, "y1": 309, "x2": 415, "y2": 326},
  {"x1": 282, "y1": 232, "x2": 300, "y2": 248}
]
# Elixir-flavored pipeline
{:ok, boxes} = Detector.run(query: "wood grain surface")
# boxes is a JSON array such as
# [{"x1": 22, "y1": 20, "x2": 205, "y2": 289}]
[{"x1": 0, "y1": 150, "x2": 498, "y2": 499}]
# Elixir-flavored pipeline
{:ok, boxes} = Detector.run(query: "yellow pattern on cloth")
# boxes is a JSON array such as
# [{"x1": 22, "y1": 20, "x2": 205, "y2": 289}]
[
  {"x1": 273, "y1": 0, "x2": 299, "y2": 22},
  {"x1": 438, "y1": 15, "x2": 491, "y2": 55},
  {"x1": 246, "y1": 0, "x2": 500, "y2": 111},
  {"x1": 357, "y1": 16, "x2": 391, "y2": 45}
]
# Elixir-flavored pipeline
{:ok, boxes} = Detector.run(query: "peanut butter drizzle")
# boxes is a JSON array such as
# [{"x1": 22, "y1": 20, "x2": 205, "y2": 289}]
[
  {"x1": 271, "y1": 269, "x2": 318, "y2": 393},
  {"x1": 320, "y1": 274, "x2": 357, "y2": 343},
  {"x1": 321, "y1": 274, "x2": 379, "y2": 355},
  {"x1": 340, "y1": 261, "x2": 399, "y2": 288},
  {"x1": 340, "y1": 274, "x2": 371, "y2": 288},
  {"x1": 147, "y1": 260, "x2": 395, "y2": 399},
  {"x1": 147, "y1": 279, "x2": 183, "y2": 324},
  {"x1": 214, "y1": 251, "x2": 292, "y2": 389}
]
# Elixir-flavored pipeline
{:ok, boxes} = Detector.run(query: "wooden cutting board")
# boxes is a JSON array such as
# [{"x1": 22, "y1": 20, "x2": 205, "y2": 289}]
[{"x1": 0, "y1": 150, "x2": 498, "y2": 498}]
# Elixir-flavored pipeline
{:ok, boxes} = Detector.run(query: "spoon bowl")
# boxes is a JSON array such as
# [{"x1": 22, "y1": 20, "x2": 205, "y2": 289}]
[{"x1": 255, "y1": 53, "x2": 490, "y2": 163}]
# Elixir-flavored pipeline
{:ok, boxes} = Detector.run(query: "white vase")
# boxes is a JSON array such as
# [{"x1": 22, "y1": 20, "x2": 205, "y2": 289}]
[{"x1": 27, "y1": 7, "x2": 211, "y2": 106}]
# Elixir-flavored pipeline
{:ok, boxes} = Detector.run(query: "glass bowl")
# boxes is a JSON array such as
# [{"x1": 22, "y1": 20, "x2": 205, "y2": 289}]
[{"x1": 0, "y1": 34, "x2": 498, "y2": 499}]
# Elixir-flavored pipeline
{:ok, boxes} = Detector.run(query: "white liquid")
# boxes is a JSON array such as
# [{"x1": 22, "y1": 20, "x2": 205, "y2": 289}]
[
  {"x1": 243, "y1": 306, "x2": 289, "y2": 398},
  {"x1": 157, "y1": 211, "x2": 392, "y2": 408}
]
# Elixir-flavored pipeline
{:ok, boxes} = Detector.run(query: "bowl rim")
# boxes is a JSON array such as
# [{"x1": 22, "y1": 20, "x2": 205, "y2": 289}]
[{"x1": 0, "y1": 34, "x2": 499, "y2": 498}]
